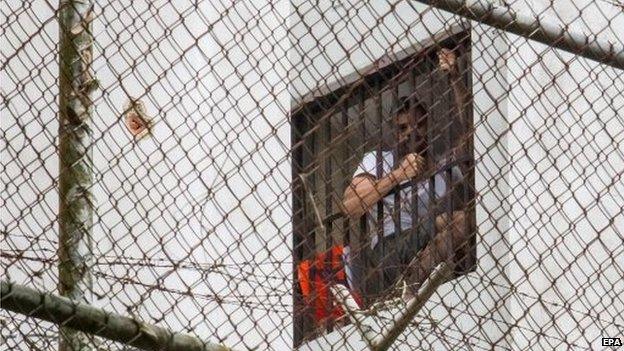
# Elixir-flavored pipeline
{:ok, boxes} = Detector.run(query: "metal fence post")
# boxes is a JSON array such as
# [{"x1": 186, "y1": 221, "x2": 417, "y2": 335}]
[{"x1": 58, "y1": 1, "x2": 96, "y2": 350}]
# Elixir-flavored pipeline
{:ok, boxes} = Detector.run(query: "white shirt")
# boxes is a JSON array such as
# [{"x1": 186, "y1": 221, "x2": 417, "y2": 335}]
[{"x1": 353, "y1": 150, "x2": 463, "y2": 248}]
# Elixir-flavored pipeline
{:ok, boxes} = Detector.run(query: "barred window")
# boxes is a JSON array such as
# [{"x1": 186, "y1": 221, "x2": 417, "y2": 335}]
[{"x1": 292, "y1": 29, "x2": 476, "y2": 345}]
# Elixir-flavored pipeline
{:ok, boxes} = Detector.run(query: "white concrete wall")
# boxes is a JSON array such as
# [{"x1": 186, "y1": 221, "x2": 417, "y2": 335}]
[{"x1": 503, "y1": 0, "x2": 624, "y2": 349}]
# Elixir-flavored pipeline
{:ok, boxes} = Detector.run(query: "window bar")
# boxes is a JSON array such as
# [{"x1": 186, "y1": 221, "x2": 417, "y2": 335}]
[
  {"x1": 409, "y1": 66, "x2": 419, "y2": 244},
  {"x1": 310, "y1": 116, "x2": 317, "y2": 256},
  {"x1": 341, "y1": 101, "x2": 350, "y2": 248},
  {"x1": 463, "y1": 157, "x2": 473, "y2": 272},
  {"x1": 293, "y1": 112, "x2": 311, "y2": 344},
  {"x1": 375, "y1": 80, "x2": 385, "y2": 293},
  {"x1": 358, "y1": 89, "x2": 372, "y2": 301},
  {"x1": 324, "y1": 114, "x2": 333, "y2": 251},
  {"x1": 445, "y1": 167, "x2": 453, "y2": 236},
  {"x1": 460, "y1": 158, "x2": 469, "y2": 271},
  {"x1": 341, "y1": 98, "x2": 359, "y2": 300},
  {"x1": 427, "y1": 58, "x2": 436, "y2": 244},
  {"x1": 307, "y1": 114, "x2": 320, "y2": 329},
  {"x1": 463, "y1": 50, "x2": 475, "y2": 272},
  {"x1": 299, "y1": 115, "x2": 311, "y2": 260},
  {"x1": 325, "y1": 107, "x2": 334, "y2": 333},
  {"x1": 457, "y1": 49, "x2": 471, "y2": 272},
  {"x1": 444, "y1": 71, "x2": 453, "y2": 221},
  {"x1": 391, "y1": 78, "x2": 401, "y2": 256}
]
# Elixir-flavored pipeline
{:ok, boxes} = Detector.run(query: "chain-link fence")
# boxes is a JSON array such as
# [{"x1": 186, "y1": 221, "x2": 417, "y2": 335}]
[{"x1": 2, "y1": 0, "x2": 623, "y2": 350}]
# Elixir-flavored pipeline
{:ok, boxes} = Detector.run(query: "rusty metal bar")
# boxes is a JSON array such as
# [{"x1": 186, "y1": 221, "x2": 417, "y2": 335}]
[
  {"x1": 1, "y1": 281, "x2": 232, "y2": 351},
  {"x1": 412, "y1": 0, "x2": 624, "y2": 70}
]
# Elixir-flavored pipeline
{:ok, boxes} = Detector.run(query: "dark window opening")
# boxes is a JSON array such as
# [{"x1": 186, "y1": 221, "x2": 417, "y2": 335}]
[{"x1": 291, "y1": 30, "x2": 476, "y2": 346}]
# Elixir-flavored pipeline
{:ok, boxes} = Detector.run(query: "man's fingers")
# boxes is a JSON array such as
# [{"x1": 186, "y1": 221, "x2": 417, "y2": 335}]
[
  {"x1": 438, "y1": 49, "x2": 457, "y2": 72},
  {"x1": 406, "y1": 156, "x2": 424, "y2": 176}
]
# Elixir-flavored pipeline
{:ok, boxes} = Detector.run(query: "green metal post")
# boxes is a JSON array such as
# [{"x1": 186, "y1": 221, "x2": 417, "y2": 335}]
[{"x1": 58, "y1": 1, "x2": 97, "y2": 350}]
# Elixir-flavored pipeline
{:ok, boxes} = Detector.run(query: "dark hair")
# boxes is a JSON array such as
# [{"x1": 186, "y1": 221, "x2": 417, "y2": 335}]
[{"x1": 396, "y1": 95, "x2": 427, "y2": 116}]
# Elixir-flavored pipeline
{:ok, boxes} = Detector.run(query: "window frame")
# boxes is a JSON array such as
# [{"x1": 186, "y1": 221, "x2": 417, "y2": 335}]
[{"x1": 291, "y1": 27, "x2": 475, "y2": 346}]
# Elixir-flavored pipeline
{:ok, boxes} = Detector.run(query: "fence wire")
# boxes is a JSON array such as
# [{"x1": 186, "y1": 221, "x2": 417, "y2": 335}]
[{"x1": 2, "y1": 0, "x2": 623, "y2": 350}]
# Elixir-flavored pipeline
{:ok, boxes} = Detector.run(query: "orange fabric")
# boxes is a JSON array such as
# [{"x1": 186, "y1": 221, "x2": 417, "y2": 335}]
[
  {"x1": 297, "y1": 245, "x2": 356, "y2": 323},
  {"x1": 297, "y1": 260, "x2": 312, "y2": 297}
]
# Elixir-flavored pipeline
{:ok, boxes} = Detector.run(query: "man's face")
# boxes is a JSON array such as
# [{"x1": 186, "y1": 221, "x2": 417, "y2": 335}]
[{"x1": 396, "y1": 111, "x2": 427, "y2": 156}]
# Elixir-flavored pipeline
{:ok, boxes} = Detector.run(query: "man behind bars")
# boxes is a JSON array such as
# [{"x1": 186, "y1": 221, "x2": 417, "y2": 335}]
[{"x1": 341, "y1": 48, "x2": 471, "y2": 301}]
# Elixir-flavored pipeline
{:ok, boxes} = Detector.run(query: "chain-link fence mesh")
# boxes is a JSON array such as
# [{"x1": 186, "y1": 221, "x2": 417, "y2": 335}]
[{"x1": 2, "y1": 0, "x2": 623, "y2": 350}]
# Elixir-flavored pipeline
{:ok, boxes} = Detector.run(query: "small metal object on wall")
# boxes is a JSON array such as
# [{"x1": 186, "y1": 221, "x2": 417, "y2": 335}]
[{"x1": 123, "y1": 98, "x2": 151, "y2": 139}]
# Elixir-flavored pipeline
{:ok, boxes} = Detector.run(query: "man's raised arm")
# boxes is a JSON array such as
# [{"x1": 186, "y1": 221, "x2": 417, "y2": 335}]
[
  {"x1": 438, "y1": 48, "x2": 472, "y2": 134},
  {"x1": 341, "y1": 153, "x2": 425, "y2": 219}
]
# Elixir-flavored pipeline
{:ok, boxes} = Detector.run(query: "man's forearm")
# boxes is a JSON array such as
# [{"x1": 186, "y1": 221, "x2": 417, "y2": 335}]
[
  {"x1": 449, "y1": 71, "x2": 471, "y2": 132},
  {"x1": 370, "y1": 171, "x2": 402, "y2": 203},
  {"x1": 343, "y1": 171, "x2": 402, "y2": 218}
]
